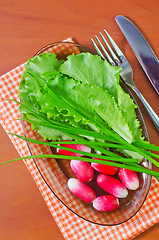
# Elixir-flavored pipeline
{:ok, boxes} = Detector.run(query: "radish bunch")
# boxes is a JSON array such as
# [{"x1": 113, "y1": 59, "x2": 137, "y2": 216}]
[{"x1": 57, "y1": 143, "x2": 139, "y2": 212}]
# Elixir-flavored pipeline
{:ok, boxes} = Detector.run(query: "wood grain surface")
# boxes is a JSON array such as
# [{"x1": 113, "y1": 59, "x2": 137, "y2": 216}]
[{"x1": 0, "y1": 0, "x2": 159, "y2": 239}]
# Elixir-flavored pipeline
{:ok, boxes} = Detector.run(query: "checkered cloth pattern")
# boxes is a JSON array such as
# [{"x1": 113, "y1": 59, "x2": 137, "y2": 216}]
[{"x1": 0, "y1": 38, "x2": 159, "y2": 240}]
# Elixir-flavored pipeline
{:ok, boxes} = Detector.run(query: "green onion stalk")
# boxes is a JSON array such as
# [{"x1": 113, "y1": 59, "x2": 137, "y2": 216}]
[{"x1": 1, "y1": 99, "x2": 159, "y2": 180}]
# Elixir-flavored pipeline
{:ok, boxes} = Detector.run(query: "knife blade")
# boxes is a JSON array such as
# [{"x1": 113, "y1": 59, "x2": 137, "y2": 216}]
[{"x1": 115, "y1": 15, "x2": 159, "y2": 94}]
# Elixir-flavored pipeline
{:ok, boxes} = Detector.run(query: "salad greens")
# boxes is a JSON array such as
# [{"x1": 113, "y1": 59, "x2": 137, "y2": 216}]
[
  {"x1": 19, "y1": 52, "x2": 143, "y2": 158},
  {"x1": 2, "y1": 51, "x2": 159, "y2": 179},
  {"x1": 20, "y1": 53, "x2": 141, "y2": 140}
]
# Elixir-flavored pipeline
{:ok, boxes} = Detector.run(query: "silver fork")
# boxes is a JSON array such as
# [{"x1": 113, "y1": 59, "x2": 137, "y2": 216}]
[{"x1": 91, "y1": 30, "x2": 159, "y2": 131}]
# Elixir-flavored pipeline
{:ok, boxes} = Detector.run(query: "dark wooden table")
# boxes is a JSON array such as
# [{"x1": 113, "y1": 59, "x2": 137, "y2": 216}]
[{"x1": 0, "y1": 1, "x2": 159, "y2": 239}]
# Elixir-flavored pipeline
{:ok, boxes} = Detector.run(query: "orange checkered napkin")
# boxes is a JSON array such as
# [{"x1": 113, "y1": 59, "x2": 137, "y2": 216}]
[{"x1": 0, "y1": 38, "x2": 159, "y2": 240}]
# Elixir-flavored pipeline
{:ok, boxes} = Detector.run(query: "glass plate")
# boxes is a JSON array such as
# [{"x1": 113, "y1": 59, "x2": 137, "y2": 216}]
[{"x1": 21, "y1": 42, "x2": 152, "y2": 226}]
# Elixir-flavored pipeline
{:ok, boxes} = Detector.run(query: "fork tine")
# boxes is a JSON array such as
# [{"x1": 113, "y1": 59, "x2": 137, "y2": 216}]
[
  {"x1": 100, "y1": 32, "x2": 120, "y2": 65},
  {"x1": 94, "y1": 35, "x2": 116, "y2": 66},
  {"x1": 91, "y1": 38, "x2": 105, "y2": 59},
  {"x1": 104, "y1": 29, "x2": 127, "y2": 62}
]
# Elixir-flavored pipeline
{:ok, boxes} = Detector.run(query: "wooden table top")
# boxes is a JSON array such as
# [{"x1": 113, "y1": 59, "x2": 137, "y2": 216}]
[{"x1": 0, "y1": 0, "x2": 159, "y2": 239}]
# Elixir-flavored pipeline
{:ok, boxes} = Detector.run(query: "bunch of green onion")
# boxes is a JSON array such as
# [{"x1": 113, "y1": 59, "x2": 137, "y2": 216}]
[{"x1": 1, "y1": 100, "x2": 159, "y2": 181}]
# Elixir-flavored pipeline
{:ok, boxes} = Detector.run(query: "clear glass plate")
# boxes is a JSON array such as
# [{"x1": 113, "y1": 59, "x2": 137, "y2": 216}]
[{"x1": 22, "y1": 42, "x2": 152, "y2": 226}]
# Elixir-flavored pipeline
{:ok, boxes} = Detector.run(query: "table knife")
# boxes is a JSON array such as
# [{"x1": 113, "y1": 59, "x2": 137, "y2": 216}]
[{"x1": 115, "y1": 15, "x2": 159, "y2": 94}]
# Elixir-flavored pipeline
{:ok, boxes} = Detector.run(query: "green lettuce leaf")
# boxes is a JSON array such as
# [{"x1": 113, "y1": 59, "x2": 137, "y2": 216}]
[
  {"x1": 117, "y1": 86, "x2": 143, "y2": 140},
  {"x1": 19, "y1": 53, "x2": 71, "y2": 141},
  {"x1": 25, "y1": 52, "x2": 64, "y2": 75},
  {"x1": 60, "y1": 52, "x2": 121, "y2": 100},
  {"x1": 73, "y1": 83, "x2": 133, "y2": 142},
  {"x1": 60, "y1": 52, "x2": 143, "y2": 142}
]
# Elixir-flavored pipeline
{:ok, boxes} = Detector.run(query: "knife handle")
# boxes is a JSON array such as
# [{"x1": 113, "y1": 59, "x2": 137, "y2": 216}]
[{"x1": 132, "y1": 87, "x2": 159, "y2": 131}]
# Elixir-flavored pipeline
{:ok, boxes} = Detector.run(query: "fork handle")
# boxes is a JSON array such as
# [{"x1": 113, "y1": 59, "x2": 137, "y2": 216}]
[{"x1": 132, "y1": 86, "x2": 159, "y2": 131}]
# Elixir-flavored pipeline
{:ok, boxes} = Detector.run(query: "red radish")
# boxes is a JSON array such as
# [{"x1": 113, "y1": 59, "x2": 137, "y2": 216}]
[
  {"x1": 93, "y1": 195, "x2": 119, "y2": 211},
  {"x1": 68, "y1": 178, "x2": 96, "y2": 203},
  {"x1": 57, "y1": 143, "x2": 91, "y2": 157},
  {"x1": 97, "y1": 174, "x2": 128, "y2": 198},
  {"x1": 70, "y1": 160, "x2": 94, "y2": 182},
  {"x1": 91, "y1": 158, "x2": 118, "y2": 175},
  {"x1": 118, "y1": 168, "x2": 139, "y2": 190}
]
